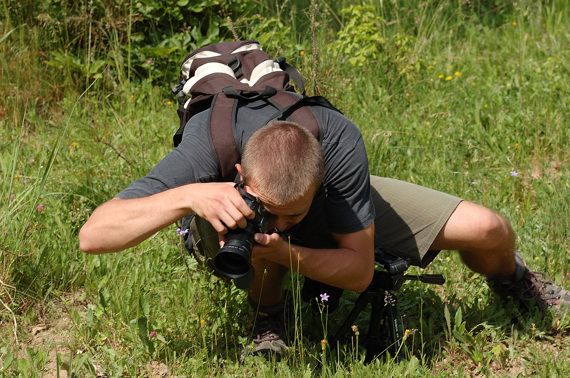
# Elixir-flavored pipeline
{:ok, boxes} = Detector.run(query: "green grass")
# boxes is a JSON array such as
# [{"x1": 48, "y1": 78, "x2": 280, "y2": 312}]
[{"x1": 1, "y1": 0, "x2": 569, "y2": 376}]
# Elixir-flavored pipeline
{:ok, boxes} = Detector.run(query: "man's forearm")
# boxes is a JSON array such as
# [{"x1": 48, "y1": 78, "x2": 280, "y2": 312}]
[
  {"x1": 277, "y1": 244, "x2": 374, "y2": 292},
  {"x1": 79, "y1": 187, "x2": 192, "y2": 254},
  {"x1": 259, "y1": 224, "x2": 375, "y2": 293}
]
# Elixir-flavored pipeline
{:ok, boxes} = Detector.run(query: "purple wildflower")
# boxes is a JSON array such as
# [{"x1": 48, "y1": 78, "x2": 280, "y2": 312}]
[
  {"x1": 37, "y1": 205, "x2": 44, "y2": 212},
  {"x1": 176, "y1": 228, "x2": 191, "y2": 236},
  {"x1": 149, "y1": 331, "x2": 157, "y2": 338},
  {"x1": 320, "y1": 293, "x2": 329, "y2": 302},
  {"x1": 510, "y1": 170, "x2": 518, "y2": 177}
]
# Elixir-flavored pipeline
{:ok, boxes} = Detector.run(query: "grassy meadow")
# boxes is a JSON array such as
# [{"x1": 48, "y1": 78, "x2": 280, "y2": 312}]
[{"x1": 1, "y1": 0, "x2": 569, "y2": 376}]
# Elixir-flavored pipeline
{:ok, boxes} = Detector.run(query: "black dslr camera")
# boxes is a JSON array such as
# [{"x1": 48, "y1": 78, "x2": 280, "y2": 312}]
[{"x1": 214, "y1": 183, "x2": 268, "y2": 289}]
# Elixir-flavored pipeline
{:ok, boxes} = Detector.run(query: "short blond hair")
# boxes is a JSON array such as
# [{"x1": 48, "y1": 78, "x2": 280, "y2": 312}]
[{"x1": 241, "y1": 121, "x2": 324, "y2": 205}]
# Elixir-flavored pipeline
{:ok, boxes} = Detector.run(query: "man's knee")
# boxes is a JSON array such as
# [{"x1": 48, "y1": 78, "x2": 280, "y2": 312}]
[
  {"x1": 471, "y1": 206, "x2": 514, "y2": 250},
  {"x1": 434, "y1": 201, "x2": 514, "y2": 251}
]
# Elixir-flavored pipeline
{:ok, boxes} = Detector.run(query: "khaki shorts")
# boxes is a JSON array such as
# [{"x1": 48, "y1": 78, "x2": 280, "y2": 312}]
[
  {"x1": 369, "y1": 176, "x2": 462, "y2": 268},
  {"x1": 183, "y1": 175, "x2": 462, "y2": 273}
]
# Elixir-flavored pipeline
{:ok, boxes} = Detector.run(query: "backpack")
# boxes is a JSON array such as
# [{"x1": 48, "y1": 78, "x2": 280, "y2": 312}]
[{"x1": 171, "y1": 40, "x2": 340, "y2": 182}]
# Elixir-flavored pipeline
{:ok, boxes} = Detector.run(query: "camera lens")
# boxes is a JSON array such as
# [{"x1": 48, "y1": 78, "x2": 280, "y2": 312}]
[
  {"x1": 213, "y1": 184, "x2": 268, "y2": 289},
  {"x1": 215, "y1": 243, "x2": 251, "y2": 277},
  {"x1": 214, "y1": 226, "x2": 255, "y2": 279}
]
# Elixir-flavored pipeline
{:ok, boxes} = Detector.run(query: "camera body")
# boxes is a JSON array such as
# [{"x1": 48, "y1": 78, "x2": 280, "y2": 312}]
[{"x1": 214, "y1": 184, "x2": 268, "y2": 289}]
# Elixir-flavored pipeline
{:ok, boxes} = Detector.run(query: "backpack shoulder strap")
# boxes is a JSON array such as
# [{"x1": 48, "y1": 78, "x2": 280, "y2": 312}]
[
  {"x1": 208, "y1": 94, "x2": 241, "y2": 182},
  {"x1": 266, "y1": 92, "x2": 341, "y2": 139},
  {"x1": 267, "y1": 92, "x2": 319, "y2": 138}
]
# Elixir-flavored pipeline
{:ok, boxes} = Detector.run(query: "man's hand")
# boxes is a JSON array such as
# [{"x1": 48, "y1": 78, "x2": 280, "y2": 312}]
[
  {"x1": 187, "y1": 182, "x2": 254, "y2": 234},
  {"x1": 251, "y1": 232, "x2": 286, "y2": 259}
]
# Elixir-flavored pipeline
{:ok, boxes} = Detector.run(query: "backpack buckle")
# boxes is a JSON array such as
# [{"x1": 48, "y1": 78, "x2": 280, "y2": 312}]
[
  {"x1": 275, "y1": 56, "x2": 286, "y2": 68},
  {"x1": 172, "y1": 79, "x2": 187, "y2": 96},
  {"x1": 227, "y1": 56, "x2": 243, "y2": 79}
]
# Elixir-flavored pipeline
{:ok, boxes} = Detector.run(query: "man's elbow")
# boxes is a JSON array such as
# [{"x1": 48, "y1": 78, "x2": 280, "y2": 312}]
[
  {"x1": 352, "y1": 266, "x2": 374, "y2": 293},
  {"x1": 79, "y1": 224, "x2": 105, "y2": 254}
]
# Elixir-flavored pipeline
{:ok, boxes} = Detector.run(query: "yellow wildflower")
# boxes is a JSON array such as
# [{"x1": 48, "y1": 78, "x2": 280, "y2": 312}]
[
  {"x1": 72, "y1": 142, "x2": 77, "y2": 148},
  {"x1": 167, "y1": 101, "x2": 172, "y2": 106},
  {"x1": 454, "y1": 71, "x2": 462, "y2": 76},
  {"x1": 200, "y1": 318, "x2": 205, "y2": 325},
  {"x1": 513, "y1": 22, "x2": 517, "y2": 27},
  {"x1": 14, "y1": 174, "x2": 19, "y2": 179},
  {"x1": 351, "y1": 325, "x2": 360, "y2": 336},
  {"x1": 445, "y1": 76, "x2": 452, "y2": 81},
  {"x1": 484, "y1": 104, "x2": 488, "y2": 108},
  {"x1": 427, "y1": 65, "x2": 434, "y2": 70},
  {"x1": 515, "y1": 143, "x2": 519, "y2": 149},
  {"x1": 438, "y1": 74, "x2": 444, "y2": 79},
  {"x1": 300, "y1": 50, "x2": 305, "y2": 56}
]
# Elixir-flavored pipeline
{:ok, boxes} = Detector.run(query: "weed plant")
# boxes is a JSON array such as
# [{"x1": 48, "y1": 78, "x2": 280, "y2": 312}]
[{"x1": 1, "y1": 0, "x2": 569, "y2": 376}]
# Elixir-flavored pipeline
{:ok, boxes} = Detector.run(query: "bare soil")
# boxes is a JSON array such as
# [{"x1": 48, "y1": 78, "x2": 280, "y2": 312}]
[{"x1": 1, "y1": 289, "x2": 172, "y2": 377}]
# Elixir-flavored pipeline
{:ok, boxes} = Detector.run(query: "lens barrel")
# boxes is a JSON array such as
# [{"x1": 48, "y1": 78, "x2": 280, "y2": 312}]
[
  {"x1": 215, "y1": 225, "x2": 255, "y2": 277},
  {"x1": 213, "y1": 184, "x2": 268, "y2": 289}
]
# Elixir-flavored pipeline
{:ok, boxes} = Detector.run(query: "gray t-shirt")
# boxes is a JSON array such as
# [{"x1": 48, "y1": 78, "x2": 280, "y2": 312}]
[{"x1": 118, "y1": 100, "x2": 375, "y2": 236}]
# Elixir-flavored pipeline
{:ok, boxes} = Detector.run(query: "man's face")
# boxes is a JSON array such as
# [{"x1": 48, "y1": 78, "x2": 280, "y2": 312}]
[{"x1": 244, "y1": 184, "x2": 316, "y2": 233}]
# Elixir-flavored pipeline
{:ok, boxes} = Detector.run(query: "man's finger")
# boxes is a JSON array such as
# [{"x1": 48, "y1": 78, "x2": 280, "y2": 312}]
[
  {"x1": 254, "y1": 233, "x2": 267, "y2": 245},
  {"x1": 224, "y1": 206, "x2": 249, "y2": 229},
  {"x1": 231, "y1": 193, "x2": 255, "y2": 219},
  {"x1": 209, "y1": 218, "x2": 228, "y2": 234}
]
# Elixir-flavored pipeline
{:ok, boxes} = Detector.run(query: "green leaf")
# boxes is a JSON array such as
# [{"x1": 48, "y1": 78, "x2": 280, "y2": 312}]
[
  {"x1": 137, "y1": 317, "x2": 155, "y2": 354},
  {"x1": 444, "y1": 304, "x2": 451, "y2": 337},
  {"x1": 69, "y1": 308, "x2": 81, "y2": 325},
  {"x1": 17, "y1": 357, "x2": 30, "y2": 375},
  {"x1": 0, "y1": 26, "x2": 19, "y2": 45},
  {"x1": 98, "y1": 287, "x2": 110, "y2": 308},
  {"x1": 454, "y1": 306, "x2": 463, "y2": 327},
  {"x1": 1, "y1": 352, "x2": 14, "y2": 371}
]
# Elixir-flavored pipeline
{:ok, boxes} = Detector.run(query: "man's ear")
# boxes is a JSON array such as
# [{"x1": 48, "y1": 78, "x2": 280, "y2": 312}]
[{"x1": 235, "y1": 163, "x2": 244, "y2": 182}]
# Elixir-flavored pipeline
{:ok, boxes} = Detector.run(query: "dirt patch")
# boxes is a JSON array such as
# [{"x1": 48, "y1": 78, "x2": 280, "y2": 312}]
[
  {"x1": 146, "y1": 361, "x2": 170, "y2": 377},
  {"x1": 24, "y1": 290, "x2": 86, "y2": 377},
  {"x1": 2, "y1": 289, "x2": 173, "y2": 377},
  {"x1": 0, "y1": 289, "x2": 101, "y2": 377}
]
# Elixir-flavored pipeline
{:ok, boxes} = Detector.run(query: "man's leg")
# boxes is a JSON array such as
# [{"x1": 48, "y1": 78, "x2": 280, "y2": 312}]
[
  {"x1": 242, "y1": 258, "x2": 289, "y2": 361},
  {"x1": 369, "y1": 176, "x2": 570, "y2": 316},
  {"x1": 429, "y1": 201, "x2": 570, "y2": 315},
  {"x1": 248, "y1": 258, "x2": 288, "y2": 307},
  {"x1": 189, "y1": 215, "x2": 289, "y2": 360},
  {"x1": 429, "y1": 201, "x2": 517, "y2": 278}
]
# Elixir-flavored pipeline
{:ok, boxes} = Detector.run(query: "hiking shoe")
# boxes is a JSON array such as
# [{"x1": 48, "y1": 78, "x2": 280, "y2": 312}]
[
  {"x1": 487, "y1": 253, "x2": 570, "y2": 316},
  {"x1": 241, "y1": 311, "x2": 288, "y2": 362},
  {"x1": 241, "y1": 293, "x2": 293, "y2": 362}
]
